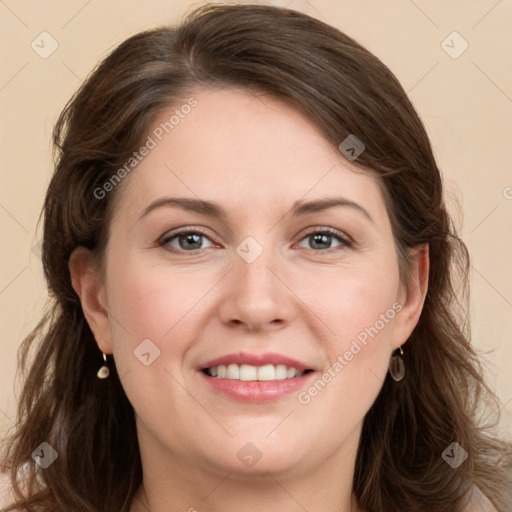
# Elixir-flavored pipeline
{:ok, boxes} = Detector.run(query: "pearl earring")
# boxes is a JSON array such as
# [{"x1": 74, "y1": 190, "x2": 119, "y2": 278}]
[{"x1": 97, "y1": 352, "x2": 110, "y2": 379}]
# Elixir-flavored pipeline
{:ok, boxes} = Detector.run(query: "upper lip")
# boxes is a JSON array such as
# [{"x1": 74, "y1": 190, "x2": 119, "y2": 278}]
[{"x1": 200, "y1": 352, "x2": 313, "y2": 371}]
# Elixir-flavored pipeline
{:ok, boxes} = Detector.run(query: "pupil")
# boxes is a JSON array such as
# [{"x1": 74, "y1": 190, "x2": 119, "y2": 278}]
[
  {"x1": 180, "y1": 233, "x2": 202, "y2": 250},
  {"x1": 311, "y1": 233, "x2": 331, "y2": 250}
]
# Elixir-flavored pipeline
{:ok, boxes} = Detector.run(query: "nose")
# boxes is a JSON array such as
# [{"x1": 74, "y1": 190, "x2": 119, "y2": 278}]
[{"x1": 217, "y1": 241, "x2": 297, "y2": 332}]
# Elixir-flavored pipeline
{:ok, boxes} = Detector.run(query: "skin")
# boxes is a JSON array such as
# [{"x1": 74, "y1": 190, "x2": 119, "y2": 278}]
[{"x1": 70, "y1": 88, "x2": 429, "y2": 512}]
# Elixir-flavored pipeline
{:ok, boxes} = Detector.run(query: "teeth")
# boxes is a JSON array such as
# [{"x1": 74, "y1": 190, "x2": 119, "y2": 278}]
[
  {"x1": 227, "y1": 364, "x2": 239, "y2": 379},
  {"x1": 240, "y1": 364, "x2": 258, "y2": 381},
  {"x1": 206, "y1": 363, "x2": 306, "y2": 381},
  {"x1": 275, "y1": 364, "x2": 287, "y2": 380},
  {"x1": 258, "y1": 364, "x2": 275, "y2": 381},
  {"x1": 286, "y1": 367, "x2": 296, "y2": 378}
]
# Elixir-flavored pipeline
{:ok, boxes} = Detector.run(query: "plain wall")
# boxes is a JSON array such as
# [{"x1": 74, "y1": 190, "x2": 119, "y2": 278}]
[{"x1": 1, "y1": 0, "x2": 511, "y2": 439}]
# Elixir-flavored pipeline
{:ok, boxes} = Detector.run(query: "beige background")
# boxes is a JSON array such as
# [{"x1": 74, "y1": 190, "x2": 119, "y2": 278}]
[{"x1": 1, "y1": 0, "x2": 511, "y2": 439}]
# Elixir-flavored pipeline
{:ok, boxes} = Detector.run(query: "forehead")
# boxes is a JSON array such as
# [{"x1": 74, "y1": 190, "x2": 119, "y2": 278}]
[{"x1": 111, "y1": 87, "x2": 386, "y2": 223}]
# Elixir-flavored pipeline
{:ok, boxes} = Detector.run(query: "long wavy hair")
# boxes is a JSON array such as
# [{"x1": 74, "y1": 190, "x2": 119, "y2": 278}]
[{"x1": 1, "y1": 4, "x2": 511, "y2": 511}]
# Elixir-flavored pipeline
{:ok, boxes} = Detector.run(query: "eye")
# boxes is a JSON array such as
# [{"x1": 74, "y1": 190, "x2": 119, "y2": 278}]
[
  {"x1": 160, "y1": 229, "x2": 216, "y2": 252},
  {"x1": 296, "y1": 228, "x2": 352, "y2": 251},
  {"x1": 159, "y1": 227, "x2": 352, "y2": 254}
]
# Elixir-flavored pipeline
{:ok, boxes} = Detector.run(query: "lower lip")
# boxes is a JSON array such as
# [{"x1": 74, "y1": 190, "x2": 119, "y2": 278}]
[{"x1": 199, "y1": 371, "x2": 315, "y2": 402}]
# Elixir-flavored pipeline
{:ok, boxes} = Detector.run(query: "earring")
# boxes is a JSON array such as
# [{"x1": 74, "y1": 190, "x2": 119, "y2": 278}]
[
  {"x1": 388, "y1": 346, "x2": 405, "y2": 382},
  {"x1": 97, "y1": 352, "x2": 110, "y2": 379}
]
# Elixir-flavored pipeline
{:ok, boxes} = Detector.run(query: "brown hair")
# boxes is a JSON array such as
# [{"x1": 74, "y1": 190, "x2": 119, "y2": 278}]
[{"x1": 2, "y1": 4, "x2": 511, "y2": 511}]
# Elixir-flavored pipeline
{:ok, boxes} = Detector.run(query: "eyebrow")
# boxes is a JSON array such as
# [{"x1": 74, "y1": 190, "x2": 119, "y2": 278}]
[{"x1": 139, "y1": 196, "x2": 373, "y2": 223}]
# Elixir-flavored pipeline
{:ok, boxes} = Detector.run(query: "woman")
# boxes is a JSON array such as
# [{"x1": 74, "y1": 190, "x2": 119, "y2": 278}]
[{"x1": 1, "y1": 3, "x2": 510, "y2": 511}]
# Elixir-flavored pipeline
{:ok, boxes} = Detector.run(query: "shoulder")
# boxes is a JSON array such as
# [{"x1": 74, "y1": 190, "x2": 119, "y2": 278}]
[{"x1": 462, "y1": 484, "x2": 498, "y2": 512}]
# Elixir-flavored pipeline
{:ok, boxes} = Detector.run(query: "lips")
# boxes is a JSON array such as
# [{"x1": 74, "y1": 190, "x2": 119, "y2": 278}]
[
  {"x1": 199, "y1": 352, "x2": 315, "y2": 402},
  {"x1": 200, "y1": 352, "x2": 312, "y2": 372}
]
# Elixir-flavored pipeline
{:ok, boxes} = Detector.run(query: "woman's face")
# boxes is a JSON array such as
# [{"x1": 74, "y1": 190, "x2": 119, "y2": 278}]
[{"x1": 78, "y1": 87, "x2": 426, "y2": 481}]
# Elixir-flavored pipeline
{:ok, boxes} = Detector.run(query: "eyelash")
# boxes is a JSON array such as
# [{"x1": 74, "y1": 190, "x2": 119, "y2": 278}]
[{"x1": 158, "y1": 227, "x2": 353, "y2": 254}]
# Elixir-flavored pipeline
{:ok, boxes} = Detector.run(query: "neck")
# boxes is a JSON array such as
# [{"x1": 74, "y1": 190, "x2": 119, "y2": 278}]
[
  {"x1": 133, "y1": 478, "x2": 361, "y2": 512},
  {"x1": 130, "y1": 427, "x2": 363, "y2": 512}
]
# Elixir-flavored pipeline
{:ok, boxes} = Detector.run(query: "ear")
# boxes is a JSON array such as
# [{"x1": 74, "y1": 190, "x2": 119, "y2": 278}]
[
  {"x1": 68, "y1": 246, "x2": 112, "y2": 354},
  {"x1": 392, "y1": 243, "x2": 429, "y2": 349}
]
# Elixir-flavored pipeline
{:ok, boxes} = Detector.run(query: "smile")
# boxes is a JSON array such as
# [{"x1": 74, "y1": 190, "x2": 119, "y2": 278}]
[
  {"x1": 199, "y1": 352, "x2": 316, "y2": 402},
  {"x1": 203, "y1": 363, "x2": 311, "y2": 380}
]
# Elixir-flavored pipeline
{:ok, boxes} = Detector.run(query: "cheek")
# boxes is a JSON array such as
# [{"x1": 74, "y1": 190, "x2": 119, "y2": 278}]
[
  {"x1": 310, "y1": 258, "x2": 400, "y2": 354},
  {"x1": 103, "y1": 257, "x2": 207, "y2": 427},
  {"x1": 103, "y1": 252, "x2": 230, "y2": 407},
  {"x1": 297, "y1": 256, "x2": 400, "y2": 409},
  {"x1": 102, "y1": 255, "x2": 187, "y2": 380},
  {"x1": 285, "y1": 265, "x2": 400, "y2": 466},
  {"x1": 106, "y1": 253, "x2": 214, "y2": 340}
]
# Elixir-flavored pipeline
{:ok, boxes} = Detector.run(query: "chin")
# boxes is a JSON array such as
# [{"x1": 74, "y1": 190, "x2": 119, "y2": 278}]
[{"x1": 198, "y1": 433, "x2": 315, "y2": 478}]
